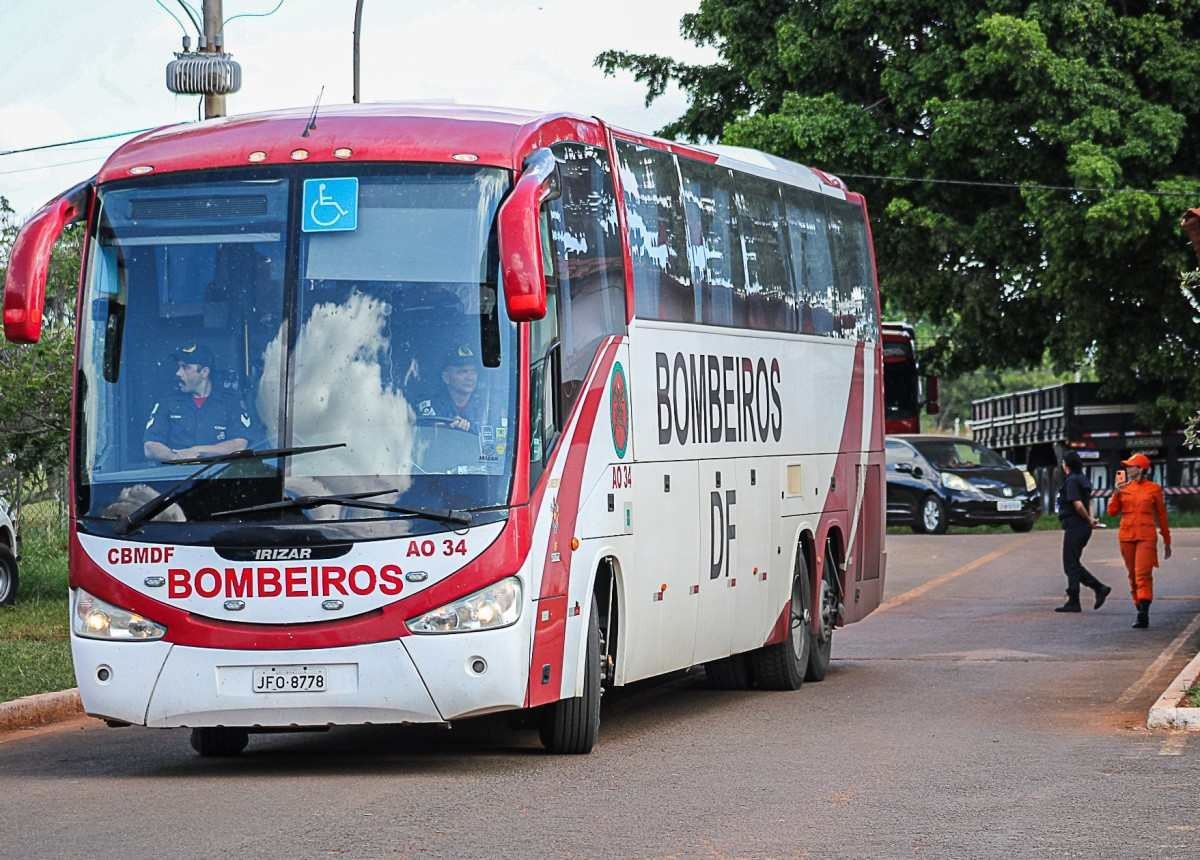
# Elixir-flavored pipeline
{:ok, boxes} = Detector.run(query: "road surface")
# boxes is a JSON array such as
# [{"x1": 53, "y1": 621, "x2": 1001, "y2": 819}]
[{"x1": 2, "y1": 529, "x2": 1199, "y2": 857}]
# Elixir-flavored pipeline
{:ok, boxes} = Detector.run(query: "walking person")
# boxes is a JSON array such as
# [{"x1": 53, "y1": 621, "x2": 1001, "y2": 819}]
[
  {"x1": 1106, "y1": 453, "x2": 1172, "y2": 628},
  {"x1": 1055, "y1": 452, "x2": 1111, "y2": 612}
]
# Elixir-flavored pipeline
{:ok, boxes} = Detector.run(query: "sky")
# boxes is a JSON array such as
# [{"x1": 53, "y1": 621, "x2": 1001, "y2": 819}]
[{"x1": 0, "y1": 0, "x2": 714, "y2": 217}]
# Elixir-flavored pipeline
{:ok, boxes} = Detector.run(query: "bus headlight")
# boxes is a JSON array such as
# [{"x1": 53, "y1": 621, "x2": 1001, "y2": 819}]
[
  {"x1": 1024, "y1": 471, "x2": 1038, "y2": 492},
  {"x1": 407, "y1": 577, "x2": 522, "y2": 634},
  {"x1": 73, "y1": 588, "x2": 166, "y2": 641}
]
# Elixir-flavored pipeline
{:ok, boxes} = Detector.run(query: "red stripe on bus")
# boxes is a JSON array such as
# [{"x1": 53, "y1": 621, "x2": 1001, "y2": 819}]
[{"x1": 526, "y1": 339, "x2": 620, "y2": 707}]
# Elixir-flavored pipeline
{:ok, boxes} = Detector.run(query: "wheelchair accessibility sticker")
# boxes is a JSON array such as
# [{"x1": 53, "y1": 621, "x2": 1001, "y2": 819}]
[{"x1": 302, "y1": 177, "x2": 358, "y2": 232}]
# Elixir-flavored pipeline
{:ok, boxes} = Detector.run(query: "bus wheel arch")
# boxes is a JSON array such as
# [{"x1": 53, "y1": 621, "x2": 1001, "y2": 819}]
[{"x1": 591, "y1": 555, "x2": 621, "y2": 689}]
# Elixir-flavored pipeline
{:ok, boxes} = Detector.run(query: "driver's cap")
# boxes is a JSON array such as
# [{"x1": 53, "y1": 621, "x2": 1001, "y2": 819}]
[
  {"x1": 443, "y1": 343, "x2": 479, "y2": 368},
  {"x1": 172, "y1": 342, "x2": 215, "y2": 371}
]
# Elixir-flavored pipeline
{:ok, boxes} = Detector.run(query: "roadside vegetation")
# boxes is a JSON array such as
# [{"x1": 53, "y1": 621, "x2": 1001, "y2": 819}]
[
  {"x1": 0, "y1": 526, "x2": 72, "y2": 702},
  {"x1": 1185, "y1": 683, "x2": 1200, "y2": 708}
]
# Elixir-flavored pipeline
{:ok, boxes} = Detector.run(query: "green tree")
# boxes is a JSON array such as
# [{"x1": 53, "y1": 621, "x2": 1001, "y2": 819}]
[
  {"x1": 598, "y1": 1, "x2": 1200, "y2": 422},
  {"x1": 0, "y1": 196, "x2": 80, "y2": 477}
]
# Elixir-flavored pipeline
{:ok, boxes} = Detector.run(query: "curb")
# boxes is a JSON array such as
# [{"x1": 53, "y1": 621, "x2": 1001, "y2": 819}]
[
  {"x1": 0, "y1": 689, "x2": 83, "y2": 733},
  {"x1": 1148, "y1": 650, "x2": 1200, "y2": 730}
]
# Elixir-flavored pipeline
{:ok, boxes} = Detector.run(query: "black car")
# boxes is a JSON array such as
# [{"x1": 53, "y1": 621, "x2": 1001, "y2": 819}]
[{"x1": 885, "y1": 435, "x2": 1040, "y2": 534}]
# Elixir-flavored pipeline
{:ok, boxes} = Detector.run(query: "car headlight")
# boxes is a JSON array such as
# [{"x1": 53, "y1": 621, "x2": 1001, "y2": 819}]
[
  {"x1": 73, "y1": 588, "x2": 167, "y2": 641},
  {"x1": 407, "y1": 576, "x2": 523, "y2": 634},
  {"x1": 940, "y1": 472, "x2": 976, "y2": 493},
  {"x1": 1024, "y1": 471, "x2": 1037, "y2": 492}
]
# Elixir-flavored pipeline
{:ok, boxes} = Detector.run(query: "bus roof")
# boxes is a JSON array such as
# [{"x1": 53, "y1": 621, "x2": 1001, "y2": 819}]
[{"x1": 96, "y1": 102, "x2": 852, "y2": 199}]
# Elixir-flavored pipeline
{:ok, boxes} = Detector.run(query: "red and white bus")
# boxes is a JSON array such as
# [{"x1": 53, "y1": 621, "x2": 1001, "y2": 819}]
[{"x1": 3, "y1": 104, "x2": 885, "y2": 755}]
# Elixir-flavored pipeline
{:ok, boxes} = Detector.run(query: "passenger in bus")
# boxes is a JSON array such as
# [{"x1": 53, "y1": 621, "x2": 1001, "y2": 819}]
[
  {"x1": 143, "y1": 343, "x2": 254, "y2": 462},
  {"x1": 417, "y1": 345, "x2": 486, "y2": 433}
]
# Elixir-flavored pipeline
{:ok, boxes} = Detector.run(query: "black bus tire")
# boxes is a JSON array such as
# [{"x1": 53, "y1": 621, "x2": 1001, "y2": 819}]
[
  {"x1": 539, "y1": 595, "x2": 601, "y2": 754},
  {"x1": 806, "y1": 543, "x2": 839, "y2": 682},
  {"x1": 749, "y1": 551, "x2": 811, "y2": 691}
]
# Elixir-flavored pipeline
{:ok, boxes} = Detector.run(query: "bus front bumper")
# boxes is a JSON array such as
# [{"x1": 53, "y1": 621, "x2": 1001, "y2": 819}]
[{"x1": 70, "y1": 611, "x2": 534, "y2": 728}]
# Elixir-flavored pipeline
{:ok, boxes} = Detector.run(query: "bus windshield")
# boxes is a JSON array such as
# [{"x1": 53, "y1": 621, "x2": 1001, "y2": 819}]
[{"x1": 76, "y1": 165, "x2": 517, "y2": 531}]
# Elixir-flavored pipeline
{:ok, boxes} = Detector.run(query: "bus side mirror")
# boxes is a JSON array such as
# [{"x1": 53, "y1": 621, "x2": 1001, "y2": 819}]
[
  {"x1": 498, "y1": 148, "x2": 560, "y2": 322},
  {"x1": 3, "y1": 181, "x2": 89, "y2": 343},
  {"x1": 925, "y1": 375, "x2": 940, "y2": 415}
]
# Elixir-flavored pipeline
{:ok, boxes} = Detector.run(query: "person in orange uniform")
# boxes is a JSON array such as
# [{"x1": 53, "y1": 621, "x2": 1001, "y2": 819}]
[{"x1": 1106, "y1": 453, "x2": 1172, "y2": 628}]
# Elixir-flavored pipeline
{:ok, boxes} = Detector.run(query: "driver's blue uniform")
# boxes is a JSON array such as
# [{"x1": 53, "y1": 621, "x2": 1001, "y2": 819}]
[
  {"x1": 417, "y1": 390, "x2": 482, "y2": 433},
  {"x1": 144, "y1": 390, "x2": 253, "y2": 451}
]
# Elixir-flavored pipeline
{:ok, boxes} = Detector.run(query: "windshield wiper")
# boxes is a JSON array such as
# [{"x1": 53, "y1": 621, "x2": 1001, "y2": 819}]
[
  {"x1": 212, "y1": 491, "x2": 473, "y2": 527},
  {"x1": 114, "y1": 442, "x2": 347, "y2": 535}
]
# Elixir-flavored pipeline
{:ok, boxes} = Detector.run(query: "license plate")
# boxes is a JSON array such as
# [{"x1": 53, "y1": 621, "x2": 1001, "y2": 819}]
[
  {"x1": 252, "y1": 665, "x2": 329, "y2": 694},
  {"x1": 996, "y1": 500, "x2": 1022, "y2": 512}
]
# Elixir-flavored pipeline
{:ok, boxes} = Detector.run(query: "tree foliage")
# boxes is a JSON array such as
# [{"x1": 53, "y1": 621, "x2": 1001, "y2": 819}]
[
  {"x1": 598, "y1": 1, "x2": 1200, "y2": 422},
  {"x1": 0, "y1": 196, "x2": 81, "y2": 476}
]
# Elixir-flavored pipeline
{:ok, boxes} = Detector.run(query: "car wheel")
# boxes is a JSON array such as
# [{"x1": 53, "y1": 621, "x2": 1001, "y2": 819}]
[
  {"x1": 919, "y1": 495, "x2": 948, "y2": 535},
  {"x1": 1010, "y1": 518, "x2": 1035, "y2": 533},
  {"x1": 0, "y1": 546, "x2": 18, "y2": 606}
]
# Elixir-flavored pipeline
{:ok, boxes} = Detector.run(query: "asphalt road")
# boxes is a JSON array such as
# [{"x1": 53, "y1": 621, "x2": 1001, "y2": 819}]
[{"x1": 2, "y1": 529, "x2": 1199, "y2": 858}]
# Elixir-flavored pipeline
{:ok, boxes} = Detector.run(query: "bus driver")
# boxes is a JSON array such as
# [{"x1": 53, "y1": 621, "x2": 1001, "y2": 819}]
[
  {"x1": 418, "y1": 344, "x2": 487, "y2": 433},
  {"x1": 144, "y1": 343, "x2": 253, "y2": 462}
]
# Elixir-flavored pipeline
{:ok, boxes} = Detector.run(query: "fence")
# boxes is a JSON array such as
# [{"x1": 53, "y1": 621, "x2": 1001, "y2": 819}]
[{"x1": 0, "y1": 466, "x2": 68, "y2": 539}]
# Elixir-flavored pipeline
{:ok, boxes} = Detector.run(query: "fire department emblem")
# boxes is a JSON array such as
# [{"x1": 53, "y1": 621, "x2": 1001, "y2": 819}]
[{"x1": 609, "y1": 362, "x2": 629, "y2": 459}]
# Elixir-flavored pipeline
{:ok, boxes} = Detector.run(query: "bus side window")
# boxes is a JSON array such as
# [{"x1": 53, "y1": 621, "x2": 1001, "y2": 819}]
[
  {"x1": 678, "y1": 158, "x2": 746, "y2": 328},
  {"x1": 546, "y1": 142, "x2": 628, "y2": 417},
  {"x1": 613, "y1": 139, "x2": 693, "y2": 324},
  {"x1": 784, "y1": 188, "x2": 837, "y2": 337}
]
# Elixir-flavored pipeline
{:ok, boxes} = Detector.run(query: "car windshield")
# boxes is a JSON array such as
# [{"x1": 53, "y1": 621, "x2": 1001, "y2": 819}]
[
  {"x1": 76, "y1": 165, "x2": 517, "y2": 533},
  {"x1": 914, "y1": 440, "x2": 1011, "y2": 470}
]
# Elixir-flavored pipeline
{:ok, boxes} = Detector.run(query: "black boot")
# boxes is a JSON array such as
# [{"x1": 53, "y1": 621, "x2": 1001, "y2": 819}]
[
  {"x1": 1055, "y1": 595, "x2": 1082, "y2": 613},
  {"x1": 1132, "y1": 600, "x2": 1150, "y2": 629},
  {"x1": 1094, "y1": 584, "x2": 1112, "y2": 610}
]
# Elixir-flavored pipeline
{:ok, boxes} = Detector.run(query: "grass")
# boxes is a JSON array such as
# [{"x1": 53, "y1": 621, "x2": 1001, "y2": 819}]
[
  {"x1": 888, "y1": 511, "x2": 1200, "y2": 536},
  {"x1": 0, "y1": 528, "x2": 74, "y2": 702},
  {"x1": 1186, "y1": 683, "x2": 1200, "y2": 709}
]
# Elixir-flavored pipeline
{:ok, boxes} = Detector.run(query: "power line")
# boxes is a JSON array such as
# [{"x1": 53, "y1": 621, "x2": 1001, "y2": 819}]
[
  {"x1": 222, "y1": 0, "x2": 286, "y2": 34},
  {"x1": 0, "y1": 128, "x2": 158, "y2": 159},
  {"x1": 0, "y1": 156, "x2": 104, "y2": 178},
  {"x1": 154, "y1": 0, "x2": 189, "y2": 36},
  {"x1": 175, "y1": 0, "x2": 202, "y2": 34},
  {"x1": 834, "y1": 171, "x2": 1200, "y2": 199}
]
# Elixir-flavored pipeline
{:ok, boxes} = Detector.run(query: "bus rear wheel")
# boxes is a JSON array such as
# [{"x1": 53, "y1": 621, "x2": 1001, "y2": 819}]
[
  {"x1": 539, "y1": 595, "x2": 601, "y2": 754},
  {"x1": 806, "y1": 543, "x2": 839, "y2": 682},
  {"x1": 749, "y1": 550, "x2": 811, "y2": 691},
  {"x1": 190, "y1": 727, "x2": 249, "y2": 757}
]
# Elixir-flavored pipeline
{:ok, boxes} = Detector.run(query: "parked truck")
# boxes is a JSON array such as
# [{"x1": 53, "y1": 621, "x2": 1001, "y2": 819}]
[{"x1": 971, "y1": 382, "x2": 1200, "y2": 514}]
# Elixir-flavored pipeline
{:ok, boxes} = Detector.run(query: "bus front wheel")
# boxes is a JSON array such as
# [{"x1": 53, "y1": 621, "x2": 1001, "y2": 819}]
[
  {"x1": 539, "y1": 595, "x2": 601, "y2": 754},
  {"x1": 190, "y1": 727, "x2": 249, "y2": 757}
]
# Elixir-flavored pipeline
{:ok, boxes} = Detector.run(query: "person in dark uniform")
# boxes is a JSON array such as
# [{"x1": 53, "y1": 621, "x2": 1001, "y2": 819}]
[
  {"x1": 1054, "y1": 451, "x2": 1111, "y2": 613},
  {"x1": 417, "y1": 344, "x2": 486, "y2": 433},
  {"x1": 143, "y1": 343, "x2": 253, "y2": 462}
]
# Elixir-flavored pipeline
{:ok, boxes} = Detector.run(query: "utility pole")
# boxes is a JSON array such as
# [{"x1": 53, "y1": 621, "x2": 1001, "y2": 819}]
[
  {"x1": 203, "y1": 0, "x2": 225, "y2": 118},
  {"x1": 353, "y1": 0, "x2": 365, "y2": 103}
]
